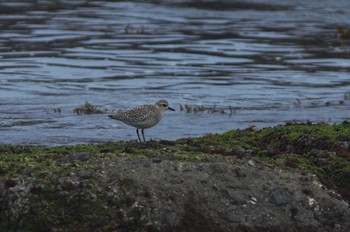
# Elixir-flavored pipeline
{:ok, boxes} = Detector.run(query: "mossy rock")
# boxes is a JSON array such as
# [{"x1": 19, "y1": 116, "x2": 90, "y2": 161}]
[{"x1": 1, "y1": 122, "x2": 350, "y2": 231}]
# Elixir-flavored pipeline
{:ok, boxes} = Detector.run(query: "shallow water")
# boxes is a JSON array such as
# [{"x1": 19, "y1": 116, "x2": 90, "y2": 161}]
[{"x1": 0, "y1": 0, "x2": 350, "y2": 145}]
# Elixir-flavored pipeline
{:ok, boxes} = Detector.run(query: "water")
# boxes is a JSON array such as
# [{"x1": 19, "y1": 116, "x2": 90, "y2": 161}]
[{"x1": 0, "y1": 0, "x2": 349, "y2": 145}]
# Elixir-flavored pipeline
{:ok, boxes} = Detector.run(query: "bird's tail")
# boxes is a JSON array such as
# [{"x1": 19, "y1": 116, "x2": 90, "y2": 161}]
[{"x1": 108, "y1": 110, "x2": 123, "y2": 120}]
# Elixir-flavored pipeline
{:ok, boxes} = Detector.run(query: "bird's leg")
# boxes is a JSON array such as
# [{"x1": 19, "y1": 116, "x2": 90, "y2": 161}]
[
  {"x1": 141, "y1": 129, "x2": 146, "y2": 142},
  {"x1": 136, "y1": 129, "x2": 142, "y2": 143}
]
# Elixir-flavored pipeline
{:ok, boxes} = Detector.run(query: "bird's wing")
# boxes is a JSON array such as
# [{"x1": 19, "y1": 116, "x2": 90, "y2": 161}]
[
  {"x1": 124, "y1": 105, "x2": 156, "y2": 122},
  {"x1": 111, "y1": 105, "x2": 156, "y2": 123}
]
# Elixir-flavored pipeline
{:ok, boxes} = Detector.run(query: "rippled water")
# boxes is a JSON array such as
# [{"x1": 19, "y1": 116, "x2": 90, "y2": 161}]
[{"x1": 0, "y1": 0, "x2": 350, "y2": 145}]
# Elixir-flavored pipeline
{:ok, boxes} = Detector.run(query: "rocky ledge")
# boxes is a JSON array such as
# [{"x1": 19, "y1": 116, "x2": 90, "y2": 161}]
[{"x1": 0, "y1": 122, "x2": 350, "y2": 231}]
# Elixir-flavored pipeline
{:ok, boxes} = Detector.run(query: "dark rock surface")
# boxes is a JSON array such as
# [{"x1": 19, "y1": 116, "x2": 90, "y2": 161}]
[
  {"x1": 1, "y1": 155, "x2": 349, "y2": 232},
  {"x1": 56, "y1": 152, "x2": 94, "y2": 164},
  {"x1": 109, "y1": 157, "x2": 349, "y2": 232}
]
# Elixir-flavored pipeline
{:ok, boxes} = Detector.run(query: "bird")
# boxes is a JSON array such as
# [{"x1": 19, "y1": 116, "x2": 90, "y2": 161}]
[{"x1": 108, "y1": 100, "x2": 175, "y2": 142}]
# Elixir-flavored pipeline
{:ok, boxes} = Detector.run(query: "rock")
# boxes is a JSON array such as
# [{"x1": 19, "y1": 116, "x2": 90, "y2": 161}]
[
  {"x1": 1, "y1": 156, "x2": 349, "y2": 232},
  {"x1": 247, "y1": 159, "x2": 256, "y2": 167},
  {"x1": 77, "y1": 170, "x2": 93, "y2": 179},
  {"x1": 309, "y1": 149, "x2": 322, "y2": 156},
  {"x1": 336, "y1": 141, "x2": 350, "y2": 150},
  {"x1": 267, "y1": 187, "x2": 294, "y2": 206},
  {"x1": 56, "y1": 152, "x2": 93, "y2": 164},
  {"x1": 21, "y1": 168, "x2": 37, "y2": 176},
  {"x1": 231, "y1": 145, "x2": 246, "y2": 156}
]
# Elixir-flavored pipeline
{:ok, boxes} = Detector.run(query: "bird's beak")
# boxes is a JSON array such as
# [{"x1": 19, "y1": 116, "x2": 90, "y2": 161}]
[{"x1": 168, "y1": 107, "x2": 175, "y2": 111}]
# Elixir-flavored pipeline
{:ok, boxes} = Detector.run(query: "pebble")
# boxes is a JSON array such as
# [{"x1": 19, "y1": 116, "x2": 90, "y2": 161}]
[{"x1": 248, "y1": 160, "x2": 256, "y2": 167}]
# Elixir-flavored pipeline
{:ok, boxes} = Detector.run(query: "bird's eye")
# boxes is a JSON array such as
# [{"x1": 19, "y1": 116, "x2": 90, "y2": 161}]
[{"x1": 162, "y1": 104, "x2": 167, "y2": 107}]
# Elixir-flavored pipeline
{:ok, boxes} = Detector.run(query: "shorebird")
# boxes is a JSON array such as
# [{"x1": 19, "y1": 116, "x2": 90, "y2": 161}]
[{"x1": 108, "y1": 100, "x2": 175, "y2": 142}]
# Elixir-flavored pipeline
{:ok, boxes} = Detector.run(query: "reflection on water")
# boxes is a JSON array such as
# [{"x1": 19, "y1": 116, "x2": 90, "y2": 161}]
[{"x1": 0, "y1": 0, "x2": 350, "y2": 145}]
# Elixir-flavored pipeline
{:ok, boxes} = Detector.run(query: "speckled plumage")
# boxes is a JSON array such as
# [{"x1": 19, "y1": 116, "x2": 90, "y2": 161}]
[
  {"x1": 108, "y1": 100, "x2": 175, "y2": 142},
  {"x1": 110, "y1": 104, "x2": 163, "y2": 129}
]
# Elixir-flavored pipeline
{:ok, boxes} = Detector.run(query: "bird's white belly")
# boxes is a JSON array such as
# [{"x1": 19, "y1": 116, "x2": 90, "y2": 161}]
[{"x1": 126, "y1": 117, "x2": 161, "y2": 129}]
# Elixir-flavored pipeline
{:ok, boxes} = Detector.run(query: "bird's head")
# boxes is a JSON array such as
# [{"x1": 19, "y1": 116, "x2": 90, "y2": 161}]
[{"x1": 155, "y1": 100, "x2": 175, "y2": 112}]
